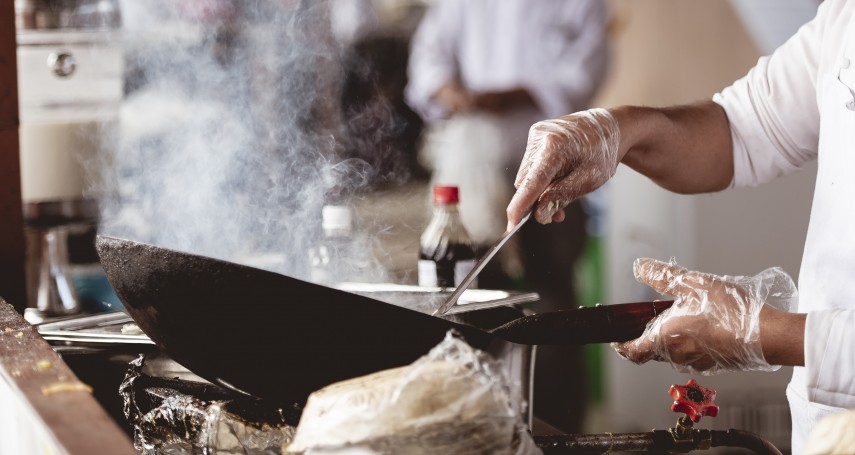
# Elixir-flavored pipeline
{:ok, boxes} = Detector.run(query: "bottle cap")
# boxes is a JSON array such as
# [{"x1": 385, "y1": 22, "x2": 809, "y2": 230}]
[
  {"x1": 433, "y1": 185, "x2": 459, "y2": 205},
  {"x1": 322, "y1": 205, "x2": 353, "y2": 232}
]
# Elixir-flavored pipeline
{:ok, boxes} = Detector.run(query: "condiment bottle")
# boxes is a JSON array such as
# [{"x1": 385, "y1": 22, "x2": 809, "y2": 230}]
[
  {"x1": 309, "y1": 205, "x2": 355, "y2": 285},
  {"x1": 418, "y1": 186, "x2": 477, "y2": 288}
]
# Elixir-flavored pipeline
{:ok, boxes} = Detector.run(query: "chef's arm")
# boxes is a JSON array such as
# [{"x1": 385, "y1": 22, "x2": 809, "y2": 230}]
[
  {"x1": 612, "y1": 101, "x2": 734, "y2": 194},
  {"x1": 760, "y1": 306, "x2": 805, "y2": 366},
  {"x1": 508, "y1": 101, "x2": 737, "y2": 226},
  {"x1": 472, "y1": 88, "x2": 536, "y2": 113}
]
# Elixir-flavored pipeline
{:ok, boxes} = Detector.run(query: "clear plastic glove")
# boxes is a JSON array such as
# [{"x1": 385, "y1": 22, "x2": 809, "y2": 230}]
[
  {"x1": 507, "y1": 108, "x2": 620, "y2": 228},
  {"x1": 612, "y1": 258, "x2": 797, "y2": 375}
]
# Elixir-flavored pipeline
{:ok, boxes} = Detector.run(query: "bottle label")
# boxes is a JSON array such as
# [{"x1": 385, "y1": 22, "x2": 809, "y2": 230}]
[
  {"x1": 454, "y1": 259, "x2": 476, "y2": 288},
  {"x1": 418, "y1": 260, "x2": 438, "y2": 287},
  {"x1": 419, "y1": 259, "x2": 477, "y2": 288}
]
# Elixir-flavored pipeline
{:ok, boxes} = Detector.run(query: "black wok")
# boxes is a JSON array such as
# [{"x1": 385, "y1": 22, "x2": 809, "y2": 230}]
[{"x1": 96, "y1": 235, "x2": 671, "y2": 405}]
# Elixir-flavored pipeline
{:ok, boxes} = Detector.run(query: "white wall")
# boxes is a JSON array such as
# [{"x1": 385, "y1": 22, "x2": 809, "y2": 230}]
[{"x1": 729, "y1": 0, "x2": 820, "y2": 55}]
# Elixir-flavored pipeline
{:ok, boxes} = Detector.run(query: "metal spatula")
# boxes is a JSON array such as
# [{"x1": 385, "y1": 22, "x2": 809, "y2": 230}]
[{"x1": 433, "y1": 210, "x2": 533, "y2": 316}]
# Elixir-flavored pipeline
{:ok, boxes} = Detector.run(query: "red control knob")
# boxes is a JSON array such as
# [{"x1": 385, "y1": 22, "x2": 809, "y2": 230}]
[{"x1": 669, "y1": 379, "x2": 719, "y2": 423}]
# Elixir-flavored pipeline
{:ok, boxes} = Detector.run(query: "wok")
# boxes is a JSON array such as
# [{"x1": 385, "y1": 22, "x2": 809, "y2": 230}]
[{"x1": 96, "y1": 235, "x2": 671, "y2": 405}]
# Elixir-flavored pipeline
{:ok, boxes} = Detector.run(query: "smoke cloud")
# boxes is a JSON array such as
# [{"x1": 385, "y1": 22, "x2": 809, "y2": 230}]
[{"x1": 97, "y1": 0, "x2": 409, "y2": 282}]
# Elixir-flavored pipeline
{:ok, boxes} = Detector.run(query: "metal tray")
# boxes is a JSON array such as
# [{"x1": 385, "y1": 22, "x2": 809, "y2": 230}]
[{"x1": 29, "y1": 309, "x2": 155, "y2": 350}]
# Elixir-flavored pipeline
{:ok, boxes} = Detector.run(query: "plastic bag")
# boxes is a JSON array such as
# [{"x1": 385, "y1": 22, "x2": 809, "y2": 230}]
[{"x1": 286, "y1": 331, "x2": 540, "y2": 455}]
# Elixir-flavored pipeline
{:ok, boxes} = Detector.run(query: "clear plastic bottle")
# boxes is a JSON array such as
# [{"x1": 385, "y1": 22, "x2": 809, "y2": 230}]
[
  {"x1": 418, "y1": 186, "x2": 477, "y2": 288},
  {"x1": 309, "y1": 205, "x2": 355, "y2": 285}
]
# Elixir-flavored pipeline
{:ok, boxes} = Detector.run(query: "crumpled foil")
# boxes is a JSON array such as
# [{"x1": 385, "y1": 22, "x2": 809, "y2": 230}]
[
  {"x1": 120, "y1": 355, "x2": 297, "y2": 455},
  {"x1": 286, "y1": 331, "x2": 541, "y2": 455}
]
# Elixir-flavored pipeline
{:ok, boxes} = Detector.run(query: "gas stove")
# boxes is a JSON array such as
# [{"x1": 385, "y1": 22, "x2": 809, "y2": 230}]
[{"x1": 30, "y1": 295, "x2": 785, "y2": 455}]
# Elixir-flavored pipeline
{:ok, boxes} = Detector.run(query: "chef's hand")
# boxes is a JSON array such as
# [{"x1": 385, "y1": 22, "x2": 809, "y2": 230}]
[
  {"x1": 433, "y1": 82, "x2": 475, "y2": 116},
  {"x1": 506, "y1": 108, "x2": 620, "y2": 229},
  {"x1": 612, "y1": 258, "x2": 798, "y2": 375}
]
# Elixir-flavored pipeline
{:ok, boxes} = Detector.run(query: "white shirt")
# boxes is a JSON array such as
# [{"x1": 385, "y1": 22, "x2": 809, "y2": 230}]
[
  {"x1": 405, "y1": 0, "x2": 609, "y2": 245},
  {"x1": 714, "y1": 0, "x2": 855, "y2": 451},
  {"x1": 405, "y1": 0, "x2": 609, "y2": 123}
]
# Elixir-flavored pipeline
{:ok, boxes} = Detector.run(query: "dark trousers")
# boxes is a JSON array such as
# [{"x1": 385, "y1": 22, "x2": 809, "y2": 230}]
[{"x1": 521, "y1": 200, "x2": 588, "y2": 434}]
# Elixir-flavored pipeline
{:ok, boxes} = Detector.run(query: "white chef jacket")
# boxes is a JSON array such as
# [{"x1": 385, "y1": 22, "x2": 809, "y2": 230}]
[
  {"x1": 405, "y1": 0, "x2": 609, "y2": 123},
  {"x1": 713, "y1": 0, "x2": 855, "y2": 451}
]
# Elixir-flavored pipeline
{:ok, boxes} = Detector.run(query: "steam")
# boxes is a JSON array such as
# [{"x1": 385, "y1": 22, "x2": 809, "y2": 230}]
[{"x1": 97, "y1": 0, "x2": 407, "y2": 282}]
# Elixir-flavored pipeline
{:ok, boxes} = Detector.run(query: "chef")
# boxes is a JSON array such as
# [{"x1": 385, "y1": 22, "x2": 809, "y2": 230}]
[
  {"x1": 506, "y1": 0, "x2": 855, "y2": 451},
  {"x1": 406, "y1": 0, "x2": 609, "y2": 433}
]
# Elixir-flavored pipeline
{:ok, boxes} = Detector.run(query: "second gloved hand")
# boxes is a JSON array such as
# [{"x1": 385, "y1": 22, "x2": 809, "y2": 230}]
[
  {"x1": 507, "y1": 108, "x2": 620, "y2": 228},
  {"x1": 612, "y1": 258, "x2": 798, "y2": 375}
]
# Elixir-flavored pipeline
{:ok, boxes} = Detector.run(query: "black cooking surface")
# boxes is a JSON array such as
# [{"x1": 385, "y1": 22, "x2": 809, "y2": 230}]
[{"x1": 96, "y1": 235, "x2": 523, "y2": 406}]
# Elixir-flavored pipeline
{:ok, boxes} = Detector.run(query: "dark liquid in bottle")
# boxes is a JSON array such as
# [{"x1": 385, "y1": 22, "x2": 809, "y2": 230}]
[{"x1": 420, "y1": 242, "x2": 476, "y2": 288}]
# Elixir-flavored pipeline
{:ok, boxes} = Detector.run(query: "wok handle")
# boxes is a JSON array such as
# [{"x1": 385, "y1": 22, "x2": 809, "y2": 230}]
[
  {"x1": 490, "y1": 300, "x2": 675, "y2": 345},
  {"x1": 604, "y1": 300, "x2": 676, "y2": 342}
]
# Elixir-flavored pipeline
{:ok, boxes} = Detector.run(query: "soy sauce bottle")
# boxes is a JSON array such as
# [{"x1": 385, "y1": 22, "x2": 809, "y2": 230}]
[{"x1": 418, "y1": 186, "x2": 477, "y2": 288}]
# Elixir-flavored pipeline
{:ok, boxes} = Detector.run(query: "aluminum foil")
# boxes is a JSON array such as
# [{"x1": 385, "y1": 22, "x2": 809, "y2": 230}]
[{"x1": 121, "y1": 355, "x2": 296, "y2": 455}]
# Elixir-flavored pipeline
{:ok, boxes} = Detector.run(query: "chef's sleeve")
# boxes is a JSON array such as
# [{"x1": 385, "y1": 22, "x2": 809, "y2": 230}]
[
  {"x1": 716, "y1": 0, "x2": 855, "y2": 409},
  {"x1": 805, "y1": 310, "x2": 855, "y2": 408},
  {"x1": 523, "y1": 0, "x2": 609, "y2": 119},
  {"x1": 712, "y1": 0, "x2": 831, "y2": 188},
  {"x1": 404, "y1": 0, "x2": 461, "y2": 122}
]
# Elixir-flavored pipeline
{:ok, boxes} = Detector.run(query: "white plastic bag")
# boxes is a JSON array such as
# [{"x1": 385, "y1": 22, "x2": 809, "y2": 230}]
[{"x1": 286, "y1": 332, "x2": 540, "y2": 455}]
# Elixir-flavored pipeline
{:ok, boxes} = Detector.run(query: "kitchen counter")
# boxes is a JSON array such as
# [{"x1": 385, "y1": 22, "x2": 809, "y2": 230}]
[{"x1": 0, "y1": 299, "x2": 136, "y2": 455}]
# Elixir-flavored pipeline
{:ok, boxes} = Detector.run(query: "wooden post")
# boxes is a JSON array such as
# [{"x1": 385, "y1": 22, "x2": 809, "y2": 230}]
[
  {"x1": 0, "y1": 300, "x2": 137, "y2": 454},
  {"x1": 0, "y1": 2, "x2": 27, "y2": 312}
]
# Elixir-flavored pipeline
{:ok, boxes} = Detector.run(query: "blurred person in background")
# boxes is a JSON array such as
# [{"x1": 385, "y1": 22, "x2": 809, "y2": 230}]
[
  {"x1": 506, "y1": 0, "x2": 855, "y2": 451},
  {"x1": 406, "y1": 0, "x2": 609, "y2": 432}
]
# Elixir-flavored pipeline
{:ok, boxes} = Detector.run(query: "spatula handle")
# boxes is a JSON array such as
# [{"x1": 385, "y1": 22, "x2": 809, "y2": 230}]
[
  {"x1": 603, "y1": 300, "x2": 676, "y2": 342},
  {"x1": 490, "y1": 300, "x2": 675, "y2": 345}
]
